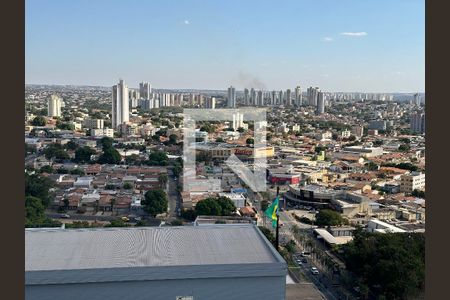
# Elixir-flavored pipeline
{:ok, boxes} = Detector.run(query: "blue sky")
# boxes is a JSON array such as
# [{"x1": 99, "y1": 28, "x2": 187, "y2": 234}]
[{"x1": 26, "y1": 0, "x2": 424, "y2": 92}]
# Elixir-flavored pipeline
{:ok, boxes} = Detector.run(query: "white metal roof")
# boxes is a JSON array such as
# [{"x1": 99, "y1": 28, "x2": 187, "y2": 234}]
[{"x1": 26, "y1": 225, "x2": 281, "y2": 272}]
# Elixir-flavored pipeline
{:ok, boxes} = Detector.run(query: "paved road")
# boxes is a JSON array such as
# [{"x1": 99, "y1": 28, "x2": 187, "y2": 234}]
[{"x1": 166, "y1": 169, "x2": 181, "y2": 221}]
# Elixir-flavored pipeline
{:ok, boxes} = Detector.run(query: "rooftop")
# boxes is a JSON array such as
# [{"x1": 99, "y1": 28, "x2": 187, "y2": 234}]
[{"x1": 26, "y1": 225, "x2": 282, "y2": 272}]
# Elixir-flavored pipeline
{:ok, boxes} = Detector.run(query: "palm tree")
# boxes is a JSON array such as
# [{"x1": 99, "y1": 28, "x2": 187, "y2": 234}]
[{"x1": 158, "y1": 173, "x2": 168, "y2": 187}]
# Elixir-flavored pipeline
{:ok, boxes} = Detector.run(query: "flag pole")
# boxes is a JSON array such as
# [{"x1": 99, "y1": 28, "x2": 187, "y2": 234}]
[{"x1": 275, "y1": 186, "x2": 280, "y2": 251}]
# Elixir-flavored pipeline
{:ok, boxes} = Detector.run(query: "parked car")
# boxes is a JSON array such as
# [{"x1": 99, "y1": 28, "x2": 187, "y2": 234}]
[
  {"x1": 60, "y1": 214, "x2": 70, "y2": 219},
  {"x1": 311, "y1": 267, "x2": 319, "y2": 275},
  {"x1": 121, "y1": 217, "x2": 130, "y2": 222}
]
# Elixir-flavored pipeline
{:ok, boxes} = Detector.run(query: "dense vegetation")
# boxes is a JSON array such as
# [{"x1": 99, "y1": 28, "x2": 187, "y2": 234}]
[
  {"x1": 195, "y1": 196, "x2": 236, "y2": 216},
  {"x1": 341, "y1": 228, "x2": 425, "y2": 300},
  {"x1": 315, "y1": 209, "x2": 348, "y2": 227},
  {"x1": 141, "y1": 189, "x2": 168, "y2": 217}
]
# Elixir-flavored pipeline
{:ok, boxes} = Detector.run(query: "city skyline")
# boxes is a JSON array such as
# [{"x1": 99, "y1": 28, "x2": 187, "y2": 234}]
[{"x1": 26, "y1": 0, "x2": 424, "y2": 92}]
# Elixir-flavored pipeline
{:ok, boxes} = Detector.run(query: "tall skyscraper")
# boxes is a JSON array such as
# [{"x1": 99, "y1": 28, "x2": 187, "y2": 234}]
[
  {"x1": 47, "y1": 95, "x2": 62, "y2": 117},
  {"x1": 250, "y1": 88, "x2": 256, "y2": 106},
  {"x1": 410, "y1": 112, "x2": 425, "y2": 134},
  {"x1": 278, "y1": 90, "x2": 284, "y2": 105},
  {"x1": 307, "y1": 87, "x2": 319, "y2": 106},
  {"x1": 285, "y1": 89, "x2": 292, "y2": 107},
  {"x1": 139, "y1": 82, "x2": 152, "y2": 100},
  {"x1": 112, "y1": 80, "x2": 129, "y2": 128},
  {"x1": 227, "y1": 86, "x2": 236, "y2": 108},
  {"x1": 270, "y1": 90, "x2": 277, "y2": 106},
  {"x1": 232, "y1": 113, "x2": 244, "y2": 130},
  {"x1": 295, "y1": 86, "x2": 302, "y2": 106},
  {"x1": 316, "y1": 91, "x2": 325, "y2": 115},
  {"x1": 413, "y1": 93, "x2": 421, "y2": 106},
  {"x1": 244, "y1": 88, "x2": 249, "y2": 106}
]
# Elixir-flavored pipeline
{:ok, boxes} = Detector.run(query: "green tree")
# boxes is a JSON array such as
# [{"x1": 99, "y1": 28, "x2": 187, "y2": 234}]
[
  {"x1": 25, "y1": 173, "x2": 54, "y2": 207},
  {"x1": 216, "y1": 137, "x2": 225, "y2": 143},
  {"x1": 99, "y1": 136, "x2": 114, "y2": 150},
  {"x1": 31, "y1": 116, "x2": 46, "y2": 126},
  {"x1": 123, "y1": 182, "x2": 133, "y2": 190},
  {"x1": 158, "y1": 173, "x2": 168, "y2": 187},
  {"x1": 315, "y1": 209, "x2": 347, "y2": 227},
  {"x1": 74, "y1": 146, "x2": 96, "y2": 163},
  {"x1": 147, "y1": 151, "x2": 168, "y2": 166},
  {"x1": 246, "y1": 138, "x2": 254, "y2": 145},
  {"x1": 142, "y1": 189, "x2": 168, "y2": 217},
  {"x1": 181, "y1": 208, "x2": 197, "y2": 221},
  {"x1": 216, "y1": 196, "x2": 236, "y2": 215},
  {"x1": 39, "y1": 165, "x2": 54, "y2": 174},
  {"x1": 43, "y1": 143, "x2": 69, "y2": 160},
  {"x1": 342, "y1": 230, "x2": 425, "y2": 299},
  {"x1": 168, "y1": 134, "x2": 178, "y2": 145},
  {"x1": 65, "y1": 140, "x2": 79, "y2": 150},
  {"x1": 98, "y1": 147, "x2": 121, "y2": 164},
  {"x1": 69, "y1": 168, "x2": 85, "y2": 176},
  {"x1": 195, "y1": 198, "x2": 222, "y2": 216}
]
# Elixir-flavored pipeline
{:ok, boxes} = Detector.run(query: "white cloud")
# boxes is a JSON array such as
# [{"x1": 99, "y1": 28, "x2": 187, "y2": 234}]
[
  {"x1": 322, "y1": 37, "x2": 333, "y2": 42},
  {"x1": 340, "y1": 32, "x2": 367, "y2": 36},
  {"x1": 184, "y1": 20, "x2": 190, "y2": 25}
]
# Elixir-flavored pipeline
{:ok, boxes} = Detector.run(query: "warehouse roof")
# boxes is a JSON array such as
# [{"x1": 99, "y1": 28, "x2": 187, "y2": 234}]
[{"x1": 26, "y1": 225, "x2": 283, "y2": 272}]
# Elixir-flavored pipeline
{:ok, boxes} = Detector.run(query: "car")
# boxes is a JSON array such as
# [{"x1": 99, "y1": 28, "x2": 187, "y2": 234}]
[
  {"x1": 121, "y1": 217, "x2": 130, "y2": 222},
  {"x1": 134, "y1": 217, "x2": 142, "y2": 221},
  {"x1": 60, "y1": 214, "x2": 70, "y2": 219},
  {"x1": 301, "y1": 251, "x2": 311, "y2": 257},
  {"x1": 311, "y1": 267, "x2": 319, "y2": 275},
  {"x1": 295, "y1": 260, "x2": 303, "y2": 265}
]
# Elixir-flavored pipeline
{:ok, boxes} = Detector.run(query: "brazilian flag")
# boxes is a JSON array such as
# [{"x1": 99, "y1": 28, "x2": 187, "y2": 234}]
[{"x1": 264, "y1": 196, "x2": 279, "y2": 228}]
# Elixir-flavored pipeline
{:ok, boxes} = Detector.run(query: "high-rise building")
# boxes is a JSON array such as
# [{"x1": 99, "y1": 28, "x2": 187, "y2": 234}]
[
  {"x1": 257, "y1": 90, "x2": 264, "y2": 106},
  {"x1": 250, "y1": 88, "x2": 256, "y2": 106},
  {"x1": 139, "y1": 82, "x2": 152, "y2": 100},
  {"x1": 410, "y1": 112, "x2": 425, "y2": 134},
  {"x1": 271, "y1": 90, "x2": 277, "y2": 106},
  {"x1": 129, "y1": 89, "x2": 139, "y2": 108},
  {"x1": 413, "y1": 93, "x2": 421, "y2": 106},
  {"x1": 351, "y1": 125, "x2": 364, "y2": 138},
  {"x1": 307, "y1": 87, "x2": 320, "y2": 106},
  {"x1": 278, "y1": 90, "x2": 284, "y2": 105},
  {"x1": 232, "y1": 113, "x2": 244, "y2": 130},
  {"x1": 285, "y1": 89, "x2": 292, "y2": 107},
  {"x1": 316, "y1": 91, "x2": 325, "y2": 114},
  {"x1": 206, "y1": 97, "x2": 216, "y2": 109},
  {"x1": 227, "y1": 86, "x2": 236, "y2": 108},
  {"x1": 244, "y1": 88, "x2": 249, "y2": 106},
  {"x1": 112, "y1": 79, "x2": 129, "y2": 128},
  {"x1": 295, "y1": 86, "x2": 302, "y2": 106},
  {"x1": 47, "y1": 95, "x2": 62, "y2": 117}
]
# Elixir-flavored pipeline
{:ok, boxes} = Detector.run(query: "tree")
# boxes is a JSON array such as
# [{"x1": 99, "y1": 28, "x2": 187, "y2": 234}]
[
  {"x1": 25, "y1": 173, "x2": 54, "y2": 207},
  {"x1": 158, "y1": 173, "x2": 168, "y2": 187},
  {"x1": 168, "y1": 134, "x2": 178, "y2": 145},
  {"x1": 31, "y1": 116, "x2": 46, "y2": 126},
  {"x1": 42, "y1": 143, "x2": 69, "y2": 160},
  {"x1": 366, "y1": 161, "x2": 379, "y2": 171},
  {"x1": 170, "y1": 219, "x2": 183, "y2": 226},
  {"x1": 194, "y1": 196, "x2": 236, "y2": 216},
  {"x1": 56, "y1": 120, "x2": 75, "y2": 131},
  {"x1": 74, "y1": 146, "x2": 96, "y2": 163},
  {"x1": 123, "y1": 182, "x2": 133, "y2": 190},
  {"x1": 99, "y1": 136, "x2": 114, "y2": 150},
  {"x1": 315, "y1": 209, "x2": 347, "y2": 227},
  {"x1": 25, "y1": 196, "x2": 46, "y2": 226},
  {"x1": 142, "y1": 190, "x2": 168, "y2": 217},
  {"x1": 342, "y1": 230, "x2": 425, "y2": 299},
  {"x1": 348, "y1": 135, "x2": 357, "y2": 141},
  {"x1": 98, "y1": 147, "x2": 121, "y2": 164},
  {"x1": 181, "y1": 208, "x2": 197, "y2": 221},
  {"x1": 246, "y1": 138, "x2": 254, "y2": 145},
  {"x1": 237, "y1": 127, "x2": 245, "y2": 133},
  {"x1": 39, "y1": 165, "x2": 54, "y2": 174},
  {"x1": 70, "y1": 168, "x2": 85, "y2": 176},
  {"x1": 261, "y1": 200, "x2": 269, "y2": 212},
  {"x1": 195, "y1": 198, "x2": 222, "y2": 216},
  {"x1": 216, "y1": 196, "x2": 236, "y2": 215},
  {"x1": 147, "y1": 151, "x2": 168, "y2": 166},
  {"x1": 216, "y1": 137, "x2": 224, "y2": 143},
  {"x1": 105, "y1": 219, "x2": 128, "y2": 227},
  {"x1": 65, "y1": 140, "x2": 79, "y2": 150}
]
